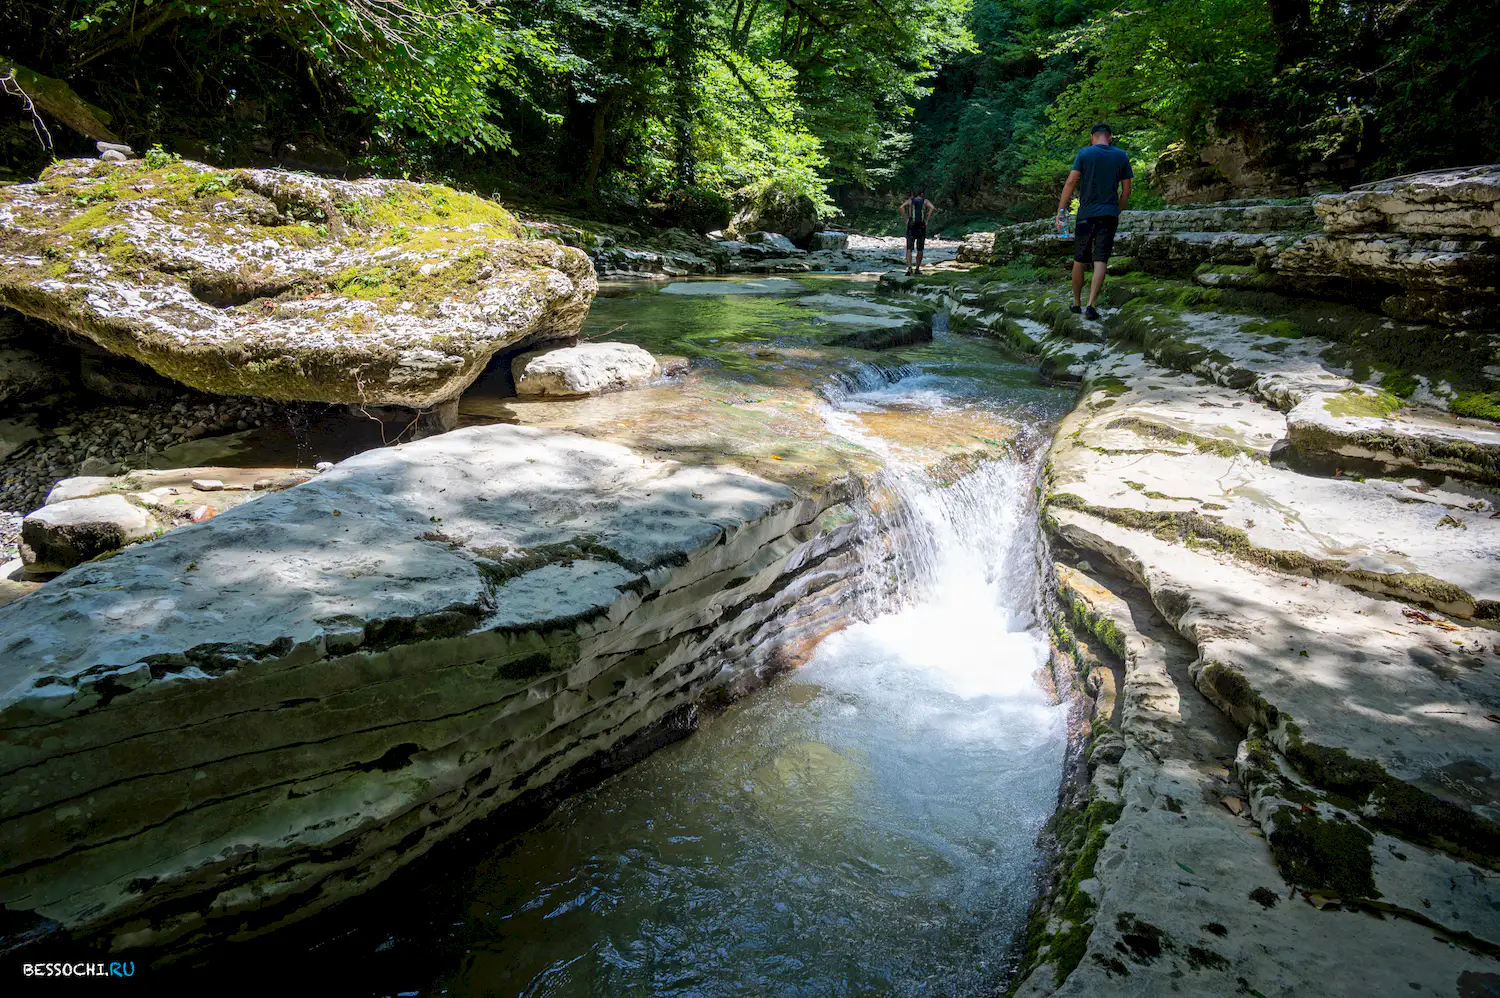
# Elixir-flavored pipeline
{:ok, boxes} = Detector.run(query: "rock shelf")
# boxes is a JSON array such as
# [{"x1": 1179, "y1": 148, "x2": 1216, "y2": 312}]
[
  {"x1": 0, "y1": 424, "x2": 863, "y2": 954},
  {"x1": 974, "y1": 167, "x2": 1500, "y2": 328},
  {"x1": 900, "y1": 210, "x2": 1500, "y2": 993}
]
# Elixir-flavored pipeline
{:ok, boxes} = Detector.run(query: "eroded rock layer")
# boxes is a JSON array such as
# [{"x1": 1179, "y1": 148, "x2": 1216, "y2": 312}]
[
  {"x1": 896, "y1": 263, "x2": 1500, "y2": 996},
  {"x1": 976, "y1": 167, "x2": 1500, "y2": 327},
  {"x1": 0, "y1": 424, "x2": 861, "y2": 954},
  {"x1": 0, "y1": 160, "x2": 596, "y2": 408}
]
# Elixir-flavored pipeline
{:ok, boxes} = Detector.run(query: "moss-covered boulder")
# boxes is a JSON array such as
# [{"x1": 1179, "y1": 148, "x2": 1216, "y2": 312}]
[
  {"x1": 0, "y1": 159, "x2": 596, "y2": 408},
  {"x1": 728, "y1": 186, "x2": 819, "y2": 245}
]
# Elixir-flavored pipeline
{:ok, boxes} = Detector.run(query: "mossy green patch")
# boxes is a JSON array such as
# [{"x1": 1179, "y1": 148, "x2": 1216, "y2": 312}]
[
  {"x1": 1241, "y1": 318, "x2": 1303, "y2": 339},
  {"x1": 1284, "y1": 729, "x2": 1500, "y2": 872},
  {"x1": 1323, "y1": 388, "x2": 1402, "y2": 419},
  {"x1": 340, "y1": 183, "x2": 523, "y2": 238},
  {"x1": 1449, "y1": 391, "x2": 1500, "y2": 422},
  {"x1": 1104, "y1": 415, "x2": 1263, "y2": 461},
  {"x1": 1088, "y1": 376, "x2": 1129, "y2": 397},
  {"x1": 1267, "y1": 807, "x2": 1378, "y2": 898},
  {"x1": 1373, "y1": 364, "x2": 1419, "y2": 399},
  {"x1": 1040, "y1": 799, "x2": 1125, "y2": 984}
]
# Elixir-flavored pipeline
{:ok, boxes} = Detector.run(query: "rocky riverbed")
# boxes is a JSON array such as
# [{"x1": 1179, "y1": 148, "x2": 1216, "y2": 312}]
[
  {"x1": 912, "y1": 168, "x2": 1500, "y2": 996},
  {"x1": 0, "y1": 256, "x2": 980, "y2": 958},
  {"x1": 2, "y1": 156, "x2": 1498, "y2": 995}
]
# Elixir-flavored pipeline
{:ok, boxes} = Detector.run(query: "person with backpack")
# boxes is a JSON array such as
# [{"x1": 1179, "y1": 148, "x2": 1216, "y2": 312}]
[
  {"x1": 902, "y1": 190, "x2": 936, "y2": 275},
  {"x1": 1055, "y1": 123, "x2": 1133, "y2": 320}
]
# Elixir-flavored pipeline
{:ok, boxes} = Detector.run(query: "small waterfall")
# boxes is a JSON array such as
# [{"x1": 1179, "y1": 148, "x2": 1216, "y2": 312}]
[
  {"x1": 822, "y1": 361, "x2": 1048, "y2": 633},
  {"x1": 267, "y1": 293, "x2": 1073, "y2": 997},
  {"x1": 819, "y1": 362, "x2": 922, "y2": 406}
]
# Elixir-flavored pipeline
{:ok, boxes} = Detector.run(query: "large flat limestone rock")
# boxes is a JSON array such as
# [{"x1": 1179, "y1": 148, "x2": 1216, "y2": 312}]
[
  {"x1": 1054, "y1": 508, "x2": 1500, "y2": 826},
  {"x1": 1015, "y1": 562, "x2": 1500, "y2": 997},
  {"x1": 1287, "y1": 390, "x2": 1500, "y2": 485},
  {"x1": 1051, "y1": 381, "x2": 1500, "y2": 617},
  {"x1": 1026, "y1": 308, "x2": 1500, "y2": 994},
  {"x1": 0, "y1": 160, "x2": 596, "y2": 407},
  {"x1": 1104, "y1": 298, "x2": 1500, "y2": 457},
  {"x1": 1317, "y1": 166, "x2": 1500, "y2": 238},
  {"x1": 0, "y1": 423, "x2": 859, "y2": 953}
]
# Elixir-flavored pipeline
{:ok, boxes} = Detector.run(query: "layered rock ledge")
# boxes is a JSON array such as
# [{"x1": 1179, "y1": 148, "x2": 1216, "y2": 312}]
[
  {"x1": 893, "y1": 257, "x2": 1500, "y2": 996},
  {"x1": 0, "y1": 160, "x2": 596, "y2": 408},
  {"x1": 0, "y1": 424, "x2": 861, "y2": 954},
  {"x1": 973, "y1": 166, "x2": 1500, "y2": 328}
]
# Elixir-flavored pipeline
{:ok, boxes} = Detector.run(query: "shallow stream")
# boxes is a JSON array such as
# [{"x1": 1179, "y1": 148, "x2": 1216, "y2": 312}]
[{"x1": 265, "y1": 275, "x2": 1077, "y2": 995}]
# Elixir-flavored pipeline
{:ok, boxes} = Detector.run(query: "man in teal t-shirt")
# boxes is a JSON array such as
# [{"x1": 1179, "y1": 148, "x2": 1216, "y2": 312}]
[{"x1": 1055, "y1": 123, "x2": 1133, "y2": 320}]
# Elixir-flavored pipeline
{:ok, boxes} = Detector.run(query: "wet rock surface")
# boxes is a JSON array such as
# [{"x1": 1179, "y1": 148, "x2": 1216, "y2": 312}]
[{"x1": 0, "y1": 159, "x2": 596, "y2": 407}]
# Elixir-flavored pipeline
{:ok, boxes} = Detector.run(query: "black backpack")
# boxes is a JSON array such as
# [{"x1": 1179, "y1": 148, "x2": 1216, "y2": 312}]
[{"x1": 910, "y1": 196, "x2": 925, "y2": 226}]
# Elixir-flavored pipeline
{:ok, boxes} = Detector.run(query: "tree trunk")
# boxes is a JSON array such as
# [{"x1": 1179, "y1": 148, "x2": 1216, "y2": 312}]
[
  {"x1": 0, "y1": 54, "x2": 120, "y2": 142},
  {"x1": 584, "y1": 100, "x2": 607, "y2": 193},
  {"x1": 670, "y1": 0, "x2": 700, "y2": 187}
]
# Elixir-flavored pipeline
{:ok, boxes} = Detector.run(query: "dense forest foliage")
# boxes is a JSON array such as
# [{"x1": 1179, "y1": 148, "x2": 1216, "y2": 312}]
[
  {"x1": 908, "y1": 0, "x2": 1500, "y2": 218},
  {"x1": 3, "y1": 0, "x2": 1498, "y2": 226}
]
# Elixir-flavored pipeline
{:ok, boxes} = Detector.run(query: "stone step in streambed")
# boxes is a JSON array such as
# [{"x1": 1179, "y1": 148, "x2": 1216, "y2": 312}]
[{"x1": 0, "y1": 423, "x2": 864, "y2": 955}]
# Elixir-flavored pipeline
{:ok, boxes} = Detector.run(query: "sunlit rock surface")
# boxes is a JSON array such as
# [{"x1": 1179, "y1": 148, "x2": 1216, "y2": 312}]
[
  {"x1": 0, "y1": 423, "x2": 861, "y2": 953},
  {"x1": 512, "y1": 342, "x2": 661, "y2": 397},
  {"x1": 0, "y1": 160, "x2": 595, "y2": 407},
  {"x1": 1316, "y1": 166, "x2": 1500, "y2": 238},
  {"x1": 19, "y1": 493, "x2": 157, "y2": 573}
]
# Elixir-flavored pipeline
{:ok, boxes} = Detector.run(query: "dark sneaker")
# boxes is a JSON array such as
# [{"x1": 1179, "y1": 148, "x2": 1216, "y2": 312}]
[
  {"x1": 914, "y1": 267, "x2": 923, "y2": 276},
  {"x1": 1084, "y1": 305, "x2": 1101, "y2": 320},
  {"x1": 1069, "y1": 305, "x2": 1083, "y2": 314},
  {"x1": 905, "y1": 267, "x2": 913, "y2": 276}
]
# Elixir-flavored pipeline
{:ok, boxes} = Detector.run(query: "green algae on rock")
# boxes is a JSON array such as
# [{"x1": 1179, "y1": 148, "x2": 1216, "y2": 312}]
[{"x1": 0, "y1": 159, "x2": 596, "y2": 408}]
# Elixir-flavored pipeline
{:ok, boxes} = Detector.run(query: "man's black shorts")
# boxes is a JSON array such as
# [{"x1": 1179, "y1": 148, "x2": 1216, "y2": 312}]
[
  {"x1": 906, "y1": 223, "x2": 927, "y2": 254},
  {"x1": 1073, "y1": 214, "x2": 1119, "y2": 263}
]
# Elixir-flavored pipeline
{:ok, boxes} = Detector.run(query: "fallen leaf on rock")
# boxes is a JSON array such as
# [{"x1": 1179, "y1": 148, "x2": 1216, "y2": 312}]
[
  {"x1": 1220, "y1": 796, "x2": 1244, "y2": 816},
  {"x1": 1403, "y1": 607, "x2": 1458, "y2": 630},
  {"x1": 332, "y1": 509, "x2": 341, "y2": 517},
  {"x1": 190, "y1": 505, "x2": 216, "y2": 523},
  {"x1": 1176, "y1": 861, "x2": 1194, "y2": 874},
  {"x1": 1487, "y1": 715, "x2": 1500, "y2": 724},
  {"x1": 1299, "y1": 802, "x2": 1315, "y2": 814},
  {"x1": 1303, "y1": 891, "x2": 1342, "y2": 911}
]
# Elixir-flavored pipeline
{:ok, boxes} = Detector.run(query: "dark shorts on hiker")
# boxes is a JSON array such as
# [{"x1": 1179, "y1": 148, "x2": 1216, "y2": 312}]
[
  {"x1": 906, "y1": 223, "x2": 927, "y2": 254},
  {"x1": 1073, "y1": 214, "x2": 1119, "y2": 263}
]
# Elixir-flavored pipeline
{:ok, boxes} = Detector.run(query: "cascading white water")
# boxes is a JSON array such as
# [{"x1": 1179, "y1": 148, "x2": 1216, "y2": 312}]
[{"x1": 307, "y1": 290, "x2": 1073, "y2": 997}]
